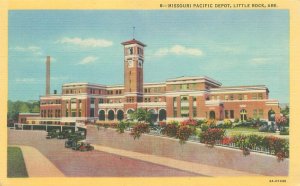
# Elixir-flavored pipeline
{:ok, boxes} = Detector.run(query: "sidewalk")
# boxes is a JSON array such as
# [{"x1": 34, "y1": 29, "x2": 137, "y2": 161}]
[
  {"x1": 10, "y1": 145, "x2": 64, "y2": 177},
  {"x1": 92, "y1": 144, "x2": 261, "y2": 176}
]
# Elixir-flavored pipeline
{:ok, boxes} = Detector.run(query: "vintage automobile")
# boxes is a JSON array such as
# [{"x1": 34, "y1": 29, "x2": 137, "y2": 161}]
[
  {"x1": 46, "y1": 129, "x2": 60, "y2": 139},
  {"x1": 71, "y1": 141, "x2": 94, "y2": 151},
  {"x1": 65, "y1": 132, "x2": 85, "y2": 148},
  {"x1": 57, "y1": 130, "x2": 72, "y2": 139}
]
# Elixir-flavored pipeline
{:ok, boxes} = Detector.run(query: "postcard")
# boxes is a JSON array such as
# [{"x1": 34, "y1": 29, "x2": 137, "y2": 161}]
[{"x1": 0, "y1": 0, "x2": 300, "y2": 185}]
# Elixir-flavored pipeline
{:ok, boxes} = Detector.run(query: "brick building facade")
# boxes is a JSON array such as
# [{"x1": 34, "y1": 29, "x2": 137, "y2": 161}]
[{"x1": 21, "y1": 39, "x2": 280, "y2": 124}]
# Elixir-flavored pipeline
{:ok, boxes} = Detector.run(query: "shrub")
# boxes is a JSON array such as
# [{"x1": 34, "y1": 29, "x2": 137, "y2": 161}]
[
  {"x1": 232, "y1": 134, "x2": 249, "y2": 149},
  {"x1": 221, "y1": 136, "x2": 233, "y2": 145},
  {"x1": 130, "y1": 123, "x2": 150, "y2": 140},
  {"x1": 276, "y1": 116, "x2": 288, "y2": 126},
  {"x1": 206, "y1": 119, "x2": 216, "y2": 127},
  {"x1": 280, "y1": 127, "x2": 289, "y2": 135},
  {"x1": 247, "y1": 134, "x2": 264, "y2": 149},
  {"x1": 116, "y1": 121, "x2": 129, "y2": 133},
  {"x1": 180, "y1": 119, "x2": 197, "y2": 126},
  {"x1": 158, "y1": 121, "x2": 166, "y2": 127},
  {"x1": 223, "y1": 119, "x2": 232, "y2": 128},
  {"x1": 201, "y1": 123, "x2": 209, "y2": 132},
  {"x1": 197, "y1": 119, "x2": 206, "y2": 126},
  {"x1": 161, "y1": 124, "x2": 178, "y2": 137},
  {"x1": 258, "y1": 124, "x2": 275, "y2": 133},
  {"x1": 234, "y1": 118, "x2": 240, "y2": 123},
  {"x1": 265, "y1": 136, "x2": 289, "y2": 161},
  {"x1": 199, "y1": 128, "x2": 225, "y2": 147},
  {"x1": 177, "y1": 125, "x2": 193, "y2": 144},
  {"x1": 168, "y1": 120, "x2": 179, "y2": 126},
  {"x1": 258, "y1": 125, "x2": 268, "y2": 132}
]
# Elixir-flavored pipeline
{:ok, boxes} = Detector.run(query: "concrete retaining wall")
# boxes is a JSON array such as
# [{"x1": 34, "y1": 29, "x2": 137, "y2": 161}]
[{"x1": 86, "y1": 125, "x2": 288, "y2": 176}]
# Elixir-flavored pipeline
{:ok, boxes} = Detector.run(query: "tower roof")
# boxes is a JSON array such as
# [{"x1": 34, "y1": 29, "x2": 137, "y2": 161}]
[{"x1": 121, "y1": 39, "x2": 146, "y2": 47}]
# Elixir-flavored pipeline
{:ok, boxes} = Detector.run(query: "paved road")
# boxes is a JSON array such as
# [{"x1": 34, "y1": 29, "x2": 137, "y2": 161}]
[{"x1": 8, "y1": 129, "x2": 202, "y2": 177}]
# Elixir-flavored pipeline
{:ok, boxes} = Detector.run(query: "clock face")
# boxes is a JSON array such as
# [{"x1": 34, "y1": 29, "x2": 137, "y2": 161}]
[{"x1": 128, "y1": 60, "x2": 133, "y2": 68}]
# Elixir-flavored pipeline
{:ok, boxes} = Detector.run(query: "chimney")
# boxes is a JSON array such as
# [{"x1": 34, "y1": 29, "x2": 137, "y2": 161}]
[{"x1": 46, "y1": 56, "x2": 51, "y2": 96}]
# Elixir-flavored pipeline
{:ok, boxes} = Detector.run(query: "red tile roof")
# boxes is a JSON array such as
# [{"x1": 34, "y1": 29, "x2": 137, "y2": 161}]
[{"x1": 121, "y1": 39, "x2": 146, "y2": 47}]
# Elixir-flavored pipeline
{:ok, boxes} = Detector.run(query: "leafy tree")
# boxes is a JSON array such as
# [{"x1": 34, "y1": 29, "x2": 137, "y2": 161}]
[
  {"x1": 129, "y1": 108, "x2": 152, "y2": 124},
  {"x1": 281, "y1": 106, "x2": 289, "y2": 117},
  {"x1": 7, "y1": 100, "x2": 40, "y2": 123}
]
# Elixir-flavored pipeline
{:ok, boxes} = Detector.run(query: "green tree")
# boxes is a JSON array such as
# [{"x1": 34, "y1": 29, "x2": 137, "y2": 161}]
[
  {"x1": 130, "y1": 108, "x2": 152, "y2": 123},
  {"x1": 281, "y1": 106, "x2": 289, "y2": 117},
  {"x1": 31, "y1": 104, "x2": 40, "y2": 113}
]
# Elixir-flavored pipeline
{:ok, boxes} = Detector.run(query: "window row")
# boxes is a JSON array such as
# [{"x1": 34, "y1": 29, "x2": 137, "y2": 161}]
[
  {"x1": 172, "y1": 83, "x2": 197, "y2": 91},
  {"x1": 41, "y1": 109, "x2": 61, "y2": 118},
  {"x1": 209, "y1": 93, "x2": 264, "y2": 101},
  {"x1": 41, "y1": 100, "x2": 61, "y2": 105},
  {"x1": 144, "y1": 87, "x2": 163, "y2": 93}
]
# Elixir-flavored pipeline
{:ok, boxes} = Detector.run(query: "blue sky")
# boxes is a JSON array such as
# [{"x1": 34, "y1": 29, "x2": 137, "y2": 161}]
[{"x1": 8, "y1": 10, "x2": 289, "y2": 103}]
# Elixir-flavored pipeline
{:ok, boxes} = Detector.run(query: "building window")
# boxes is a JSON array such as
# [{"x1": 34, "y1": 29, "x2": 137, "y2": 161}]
[
  {"x1": 225, "y1": 95, "x2": 228, "y2": 100},
  {"x1": 180, "y1": 96, "x2": 189, "y2": 117},
  {"x1": 99, "y1": 98, "x2": 104, "y2": 104},
  {"x1": 71, "y1": 109, "x2": 76, "y2": 117},
  {"x1": 230, "y1": 94, "x2": 234, "y2": 100},
  {"x1": 244, "y1": 95, "x2": 248, "y2": 100},
  {"x1": 258, "y1": 93, "x2": 263, "y2": 100},
  {"x1": 128, "y1": 47, "x2": 133, "y2": 55},
  {"x1": 230, "y1": 110, "x2": 234, "y2": 119},
  {"x1": 90, "y1": 98, "x2": 95, "y2": 104},
  {"x1": 90, "y1": 108, "x2": 95, "y2": 117},
  {"x1": 225, "y1": 110, "x2": 229, "y2": 119},
  {"x1": 252, "y1": 93, "x2": 257, "y2": 100},
  {"x1": 238, "y1": 94, "x2": 243, "y2": 100},
  {"x1": 173, "y1": 97, "x2": 177, "y2": 117},
  {"x1": 154, "y1": 97, "x2": 158, "y2": 102},
  {"x1": 193, "y1": 97, "x2": 197, "y2": 117}
]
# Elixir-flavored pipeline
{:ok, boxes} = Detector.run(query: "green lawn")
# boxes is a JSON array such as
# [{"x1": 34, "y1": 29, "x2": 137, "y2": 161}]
[
  {"x1": 225, "y1": 127, "x2": 289, "y2": 139},
  {"x1": 7, "y1": 147, "x2": 28, "y2": 177}
]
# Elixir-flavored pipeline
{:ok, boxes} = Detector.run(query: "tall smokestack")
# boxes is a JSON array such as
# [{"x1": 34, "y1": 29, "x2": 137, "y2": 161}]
[{"x1": 46, "y1": 56, "x2": 50, "y2": 96}]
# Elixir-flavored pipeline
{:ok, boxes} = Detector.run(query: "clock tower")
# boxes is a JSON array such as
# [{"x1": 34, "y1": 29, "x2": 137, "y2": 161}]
[{"x1": 121, "y1": 39, "x2": 146, "y2": 103}]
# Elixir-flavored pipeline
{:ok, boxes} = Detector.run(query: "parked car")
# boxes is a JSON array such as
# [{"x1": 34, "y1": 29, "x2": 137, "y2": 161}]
[
  {"x1": 78, "y1": 142, "x2": 94, "y2": 152},
  {"x1": 57, "y1": 130, "x2": 72, "y2": 139},
  {"x1": 65, "y1": 138, "x2": 77, "y2": 148},
  {"x1": 46, "y1": 129, "x2": 60, "y2": 139}
]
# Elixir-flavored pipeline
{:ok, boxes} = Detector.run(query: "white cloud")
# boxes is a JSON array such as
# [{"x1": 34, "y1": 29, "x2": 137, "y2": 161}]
[
  {"x1": 250, "y1": 57, "x2": 272, "y2": 65},
  {"x1": 15, "y1": 78, "x2": 39, "y2": 84},
  {"x1": 57, "y1": 37, "x2": 113, "y2": 48},
  {"x1": 78, "y1": 56, "x2": 98, "y2": 65},
  {"x1": 9, "y1": 46, "x2": 43, "y2": 56},
  {"x1": 154, "y1": 45, "x2": 203, "y2": 57}
]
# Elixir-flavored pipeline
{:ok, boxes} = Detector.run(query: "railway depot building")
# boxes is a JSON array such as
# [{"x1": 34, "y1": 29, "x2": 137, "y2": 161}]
[{"x1": 22, "y1": 39, "x2": 280, "y2": 125}]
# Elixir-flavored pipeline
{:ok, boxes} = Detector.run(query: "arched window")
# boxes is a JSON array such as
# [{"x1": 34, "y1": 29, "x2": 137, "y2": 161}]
[
  {"x1": 148, "y1": 109, "x2": 158, "y2": 123},
  {"x1": 209, "y1": 111, "x2": 216, "y2": 119},
  {"x1": 108, "y1": 110, "x2": 115, "y2": 121},
  {"x1": 268, "y1": 109, "x2": 275, "y2": 121},
  {"x1": 98, "y1": 110, "x2": 105, "y2": 121},
  {"x1": 159, "y1": 109, "x2": 167, "y2": 121},
  {"x1": 117, "y1": 110, "x2": 124, "y2": 121}
]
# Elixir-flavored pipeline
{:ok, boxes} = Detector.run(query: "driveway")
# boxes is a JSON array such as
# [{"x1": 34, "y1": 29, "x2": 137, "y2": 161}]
[{"x1": 8, "y1": 129, "x2": 201, "y2": 177}]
